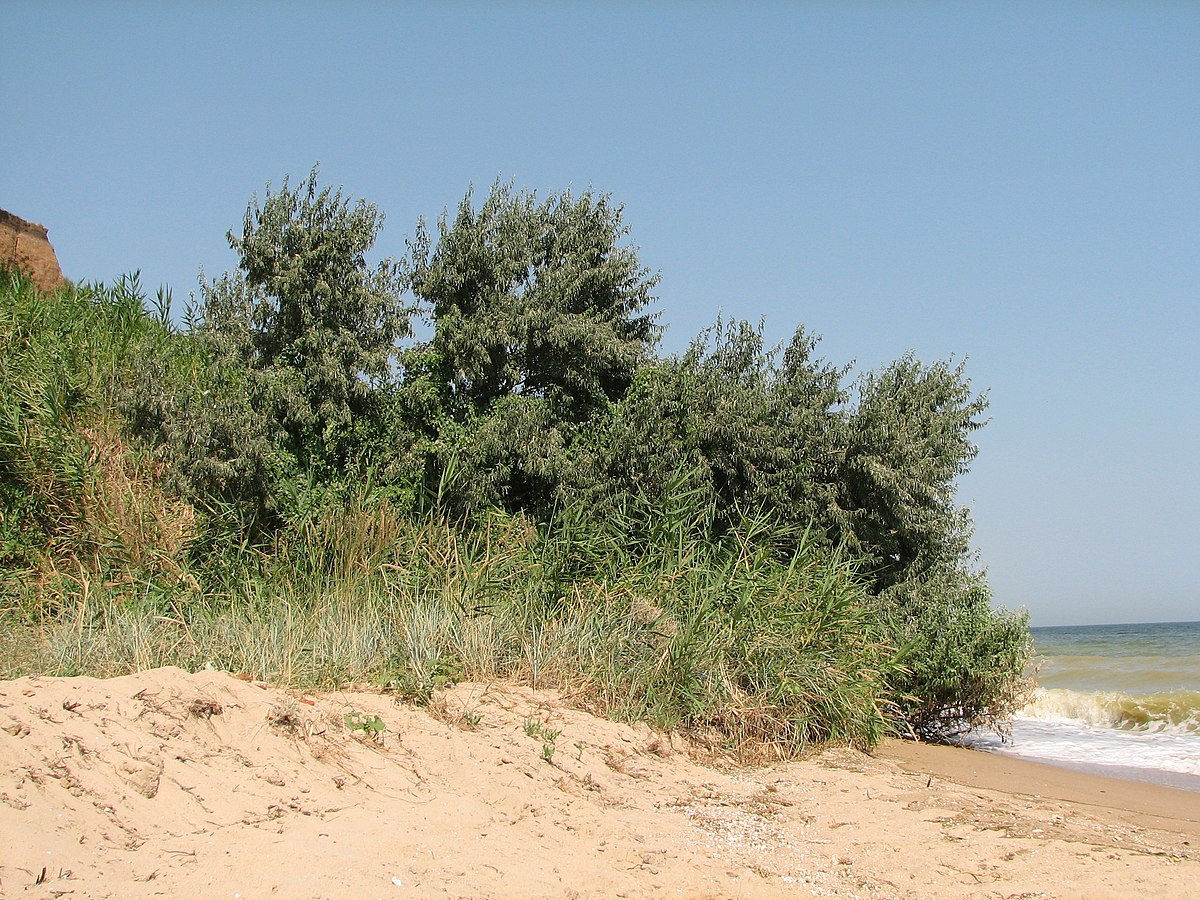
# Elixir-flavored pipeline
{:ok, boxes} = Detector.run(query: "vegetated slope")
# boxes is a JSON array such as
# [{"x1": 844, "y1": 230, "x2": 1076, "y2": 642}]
[{"x1": 0, "y1": 173, "x2": 1030, "y2": 751}]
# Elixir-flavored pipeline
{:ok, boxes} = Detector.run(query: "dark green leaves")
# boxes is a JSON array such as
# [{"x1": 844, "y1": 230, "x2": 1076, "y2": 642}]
[
  {"x1": 210, "y1": 166, "x2": 409, "y2": 470},
  {"x1": 408, "y1": 182, "x2": 660, "y2": 423}
]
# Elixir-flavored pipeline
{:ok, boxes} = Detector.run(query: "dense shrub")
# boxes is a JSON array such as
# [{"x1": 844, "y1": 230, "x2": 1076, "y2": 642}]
[
  {"x1": 878, "y1": 566, "x2": 1033, "y2": 739},
  {"x1": 124, "y1": 168, "x2": 409, "y2": 532}
]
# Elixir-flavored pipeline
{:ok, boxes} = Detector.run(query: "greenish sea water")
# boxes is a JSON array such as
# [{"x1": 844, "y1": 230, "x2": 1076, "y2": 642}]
[{"x1": 968, "y1": 621, "x2": 1200, "y2": 790}]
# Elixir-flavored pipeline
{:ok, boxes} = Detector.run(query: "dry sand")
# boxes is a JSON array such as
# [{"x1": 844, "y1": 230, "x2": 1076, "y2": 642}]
[{"x1": 2, "y1": 668, "x2": 1196, "y2": 898}]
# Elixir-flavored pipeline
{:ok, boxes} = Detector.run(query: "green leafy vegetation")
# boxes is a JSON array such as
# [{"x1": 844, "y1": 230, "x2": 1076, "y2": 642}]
[
  {"x1": 345, "y1": 711, "x2": 387, "y2": 740},
  {"x1": 0, "y1": 169, "x2": 1031, "y2": 751}
]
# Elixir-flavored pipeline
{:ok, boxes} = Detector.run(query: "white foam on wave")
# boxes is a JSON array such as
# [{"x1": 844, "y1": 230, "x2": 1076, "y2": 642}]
[{"x1": 969, "y1": 716, "x2": 1200, "y2": 779}]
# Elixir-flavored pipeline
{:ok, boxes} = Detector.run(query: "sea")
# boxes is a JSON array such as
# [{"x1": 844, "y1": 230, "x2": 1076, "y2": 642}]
[{"x1": 965, "y1": 620, "x2": 1200, "y2": 792}]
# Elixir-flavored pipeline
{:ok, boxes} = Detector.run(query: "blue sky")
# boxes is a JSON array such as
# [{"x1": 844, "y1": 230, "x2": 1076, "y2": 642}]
[{"x1": 3, "y1": 1, "x2": 1197, "y2": 626}]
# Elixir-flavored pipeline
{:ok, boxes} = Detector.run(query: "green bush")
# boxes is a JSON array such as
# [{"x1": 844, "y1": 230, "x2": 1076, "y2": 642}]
[
  {"x1": 0, "y1": 267, "x2": 175, "y2": 565},
  {"x1": 124, "y1": 168, "x2": 410, "y2": 535},
  {"x1": 878, "y1": 566, "x2": 1033, "y2": 739}
]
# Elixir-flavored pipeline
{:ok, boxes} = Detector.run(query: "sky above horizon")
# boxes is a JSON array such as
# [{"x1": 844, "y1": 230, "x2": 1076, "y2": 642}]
[{"x1": 3, "y1": 2, "x2": 1197, "y2": 627}]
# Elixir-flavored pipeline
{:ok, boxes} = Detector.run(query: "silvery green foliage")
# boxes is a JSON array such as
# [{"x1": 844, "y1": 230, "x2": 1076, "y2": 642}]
[
  {"x1": 124, "y1": 169, "x2": 411, "y2": 530},
  {"x1": 205, "y1": 167, "x2": 409, "y2": 470},
  {"x1": 832, "y1": 356, "x2": 1031, "y2": 738},
  {"x1": 592, "y1": 317, "x2": 848, "y2": 536},
  {"x1": 113, "y1": 170, "x2": 1028, "y2": 736},
  {"x1": 587, "y1": 322, "x2": 1025, "y2": 739},
  {"x1": 405, "y1": 182, "x2": 660, "y2": 514},
  {"x1": 408, "y1": 181, "x2": 660, "y2": 422},
  {"x1": 838, "y1": 354, "x2": 989, "y2": 592}
]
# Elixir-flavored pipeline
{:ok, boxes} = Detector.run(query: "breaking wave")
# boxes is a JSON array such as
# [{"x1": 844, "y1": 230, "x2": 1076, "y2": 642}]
[{"x1": 1019, "y1": 687, "x2": 1200, "y2": 735}]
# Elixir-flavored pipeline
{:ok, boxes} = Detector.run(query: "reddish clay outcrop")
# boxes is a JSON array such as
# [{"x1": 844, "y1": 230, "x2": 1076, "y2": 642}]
[{"x1": 0, "y1": 208, "x2": 67, "y2": 293}]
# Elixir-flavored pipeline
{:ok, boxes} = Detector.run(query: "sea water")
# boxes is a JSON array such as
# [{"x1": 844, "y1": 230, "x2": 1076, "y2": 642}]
[{"x1": 966, "y1": 621, "x2": 1200, "y2": 791}]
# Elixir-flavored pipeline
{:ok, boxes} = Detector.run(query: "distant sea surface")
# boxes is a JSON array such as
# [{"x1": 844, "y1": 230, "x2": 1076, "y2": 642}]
[{"x1": 967, "y1": 620, "x2": 1200, "y2": 791}]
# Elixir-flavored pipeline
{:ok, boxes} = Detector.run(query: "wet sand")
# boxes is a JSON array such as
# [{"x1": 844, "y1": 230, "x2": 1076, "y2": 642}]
[{"x1": 878, "y1": 738, "x2": 1200, "y2": 840}]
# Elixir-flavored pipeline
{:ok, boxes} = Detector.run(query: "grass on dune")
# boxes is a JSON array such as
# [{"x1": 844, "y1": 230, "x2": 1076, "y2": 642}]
[{"x1": 3, "y1": 484, "x2": 896, "y2": 755}]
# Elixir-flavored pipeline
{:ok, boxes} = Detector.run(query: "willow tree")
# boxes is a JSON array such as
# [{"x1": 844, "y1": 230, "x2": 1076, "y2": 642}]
[
  {"x1": 127, "y1": 168, "x2": 410, "y2": 529},
  {"x1": 216, "y1": 166, "x2": 410, "y2": 469},
  {"x1": 404, "y1": 182, "x2": 660, "y2": 513},
  {"x1": 835, "y1": 356, "x2": 1030, "y2": 738}
]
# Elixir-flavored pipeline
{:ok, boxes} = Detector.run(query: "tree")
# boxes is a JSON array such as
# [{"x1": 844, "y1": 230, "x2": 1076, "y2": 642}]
[
  {"x1": 830, "y1": 355, "x2": 1030, "y2": 738},
  {"x1": 761, "y1": 325, "x2": 850, "y2": 534},
  {"x1": 593, "y1": 318, "x2": 848, "y2": 539},
  {"x1": 126, "y1": 168, "x2": 411, "y2": 531},
  {"x1": 408, "y1": 182, "x2": 660, "y2": 423},
  {"x1": 206, "y1": 166, "x2": 410, "y2": 471},
  {"x1": 404, "y1": 182, "x2": 660, "y2": 514},
  {"x1": 837, "y1": 355, "x2": 988, "y2": 592}
]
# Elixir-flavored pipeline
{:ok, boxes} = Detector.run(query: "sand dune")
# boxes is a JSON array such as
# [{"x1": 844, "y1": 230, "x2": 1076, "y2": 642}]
[{"x1": 2, "y1": 667, "x2": 1196, "y2": 898}]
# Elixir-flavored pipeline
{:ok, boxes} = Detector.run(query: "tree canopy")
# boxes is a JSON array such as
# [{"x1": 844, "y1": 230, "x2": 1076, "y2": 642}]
[
  {"x1": 118, "y1": 168, "x2": 1029, "y2": 740},
  {"x1": 407, "y1": 182, "x2": 660, "y2": 422},
  {"x1": 212, "y1": 166, "x2": 410, "y2": 466},
  {"x1": 401, "y1": 182, "x2": 662, "y2": 515}
]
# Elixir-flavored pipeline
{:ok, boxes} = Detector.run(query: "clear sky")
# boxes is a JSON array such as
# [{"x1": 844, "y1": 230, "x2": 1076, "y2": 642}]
[{"x1": 3, "y1": 2, "x2": 1197, "y2": 627}]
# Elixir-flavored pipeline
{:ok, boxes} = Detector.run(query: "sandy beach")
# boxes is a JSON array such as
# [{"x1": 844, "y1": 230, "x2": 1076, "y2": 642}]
[{"x1": 2, "y1": 667, "x2": 1196, "y2": 899}]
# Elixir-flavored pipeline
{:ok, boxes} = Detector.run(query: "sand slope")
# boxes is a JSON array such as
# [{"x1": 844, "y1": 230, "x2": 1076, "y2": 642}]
[{"x1": 1, "y1": 668, "x2": 1196, "y2": 898}]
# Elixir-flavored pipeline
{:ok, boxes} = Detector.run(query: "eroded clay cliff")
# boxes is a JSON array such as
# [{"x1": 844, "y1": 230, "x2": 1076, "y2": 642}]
[{"x1": 1, "y1": 208, "x2": 67, "y2": 293}]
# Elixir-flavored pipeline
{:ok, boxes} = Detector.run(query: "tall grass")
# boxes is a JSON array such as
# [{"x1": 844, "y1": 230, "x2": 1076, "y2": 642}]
[
  {"x1": 4, "y1": 487, "x2": 896, "y2": 753},
  {"x1": 0, "y1": 267, "x2": 185, "y2": 570}
]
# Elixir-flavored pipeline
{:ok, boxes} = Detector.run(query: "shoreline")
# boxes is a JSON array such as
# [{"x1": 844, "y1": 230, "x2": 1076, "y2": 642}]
[
  {"x1": 877, "y1": 737, "x2": 1200, "y2": 840},
  {"x1": 982, "y1": 745, "x2": 1200, "y2": 793}
]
